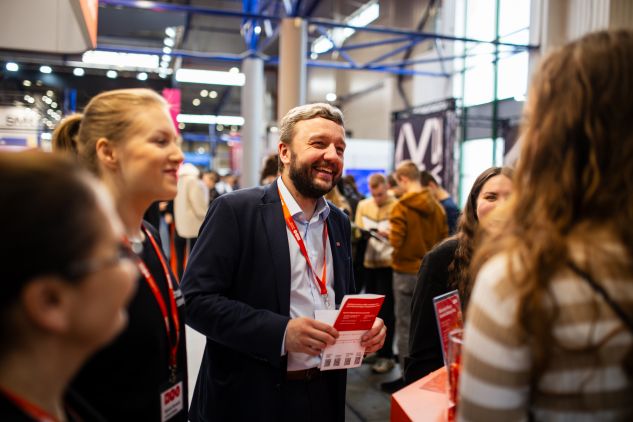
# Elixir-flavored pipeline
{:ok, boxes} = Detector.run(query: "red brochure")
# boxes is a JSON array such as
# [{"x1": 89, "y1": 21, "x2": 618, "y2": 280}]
[
  {"x1": 433, "y1": 290, "x2": 463, "y2": 365},
  {"x1": 333, "y1": 294, "x2": 385, "y2": 331}
]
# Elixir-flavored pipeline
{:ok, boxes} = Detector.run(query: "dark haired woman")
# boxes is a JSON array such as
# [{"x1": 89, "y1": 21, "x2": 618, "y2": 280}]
[
  {"x1": 404, "y1": 166, "x2": 513, "y2": 384},
  {"x1": 53, "y1": 88, "x2": 188, "y2": 421},
  {"x1": 460, "y1": 30, "x2": 633, "y2": 420},
  {"x1": 0, "y1": 151, "x2": 136, "y2": 421}
]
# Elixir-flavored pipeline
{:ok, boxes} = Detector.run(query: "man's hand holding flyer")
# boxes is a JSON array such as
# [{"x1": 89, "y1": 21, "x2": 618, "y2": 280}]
[{"x1": 316, "y1": 294, "x2": 384, "y2": 371}]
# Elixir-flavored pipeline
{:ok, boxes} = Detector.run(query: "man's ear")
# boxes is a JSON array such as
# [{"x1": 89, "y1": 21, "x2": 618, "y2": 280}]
[
  {"x1": 96, "y1": 137, "x2": 118, "y2": 170},
  {"x1": 21, "y1": 276, "x2": 74, "y2": 334},
  {"x1": 278, "y1": 142, "x2": 291, "y2": 168}
]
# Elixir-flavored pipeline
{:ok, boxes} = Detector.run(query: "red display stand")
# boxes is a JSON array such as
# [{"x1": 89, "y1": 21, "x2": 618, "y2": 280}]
[{"x1": 391, "y1": 367, "x2": 449, "y2": 422}]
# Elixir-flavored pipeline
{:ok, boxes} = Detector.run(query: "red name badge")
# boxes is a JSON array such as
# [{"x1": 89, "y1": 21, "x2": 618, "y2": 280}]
[{"x1": 160, "y1": 381, "x2": 183, "y2": 422}]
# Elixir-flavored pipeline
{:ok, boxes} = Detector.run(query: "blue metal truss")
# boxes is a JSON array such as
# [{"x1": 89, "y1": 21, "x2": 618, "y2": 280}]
[{"x1": 98, "y1": 0, "x2": 538, "y2": 78}]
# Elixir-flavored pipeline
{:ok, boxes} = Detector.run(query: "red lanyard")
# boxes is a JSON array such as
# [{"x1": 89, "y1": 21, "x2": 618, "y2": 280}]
[
  {"x1": 0, "y1": 386, "x2": 59, "y2": 422},
  {"x1": 136, "y1": 227, "x2": 181, "y2": 382},
  {"x1": 278, "y1": 188, "x2": 329, "y2": 299}
]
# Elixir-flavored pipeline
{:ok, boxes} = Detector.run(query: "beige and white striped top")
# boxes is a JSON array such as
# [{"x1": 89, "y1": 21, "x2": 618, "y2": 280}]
[{"x1": 458, "y1": 252, "x2": 633, "y2": 421}]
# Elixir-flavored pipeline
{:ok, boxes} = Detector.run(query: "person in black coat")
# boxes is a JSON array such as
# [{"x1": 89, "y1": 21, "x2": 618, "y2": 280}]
[
  {"x1": 182, "y1": 103, "x2": 386, "y2": 422},
  {"x1": 405, "y1": 166, "x2": 514, "y2": 384}
]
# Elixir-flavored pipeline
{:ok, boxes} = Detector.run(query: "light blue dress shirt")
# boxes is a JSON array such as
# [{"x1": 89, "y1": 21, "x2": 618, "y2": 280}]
[{"x1": 278, "y1": 177, "x2": 336, "y2": 371}]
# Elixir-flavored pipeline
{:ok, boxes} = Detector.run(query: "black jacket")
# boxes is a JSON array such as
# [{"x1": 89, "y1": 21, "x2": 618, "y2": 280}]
[
  {"x1": 405, "y1": 238, "x2": 458, "y2": 384},
  {"x1": 182, "y1": 180, "x2": 354, "y2": 421}
]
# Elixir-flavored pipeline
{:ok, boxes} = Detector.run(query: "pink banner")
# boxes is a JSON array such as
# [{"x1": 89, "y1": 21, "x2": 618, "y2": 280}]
[{"x1": 162, "y1": 88, "x2": 181, "y2": 134}]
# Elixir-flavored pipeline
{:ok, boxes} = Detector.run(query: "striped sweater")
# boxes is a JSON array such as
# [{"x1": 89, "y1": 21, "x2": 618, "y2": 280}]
[{"x1": 458, "y1": 252, "x2": 633, "y2": 421}]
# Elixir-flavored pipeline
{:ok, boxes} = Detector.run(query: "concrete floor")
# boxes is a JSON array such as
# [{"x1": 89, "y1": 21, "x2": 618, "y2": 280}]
[
  {"x1": 186, "y1": 326, "x2": 398, "y2": 421},
  {"x1": 345, "y1": 362, "x2": 400, "y2": 422}
]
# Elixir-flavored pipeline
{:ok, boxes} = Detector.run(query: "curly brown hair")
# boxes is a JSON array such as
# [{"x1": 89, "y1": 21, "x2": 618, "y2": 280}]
[
  {"x1": 447, "y1": 166, "x2": 514, "y2": 307},
  {"x1": 473, "y1": 30, "x2": 633, "y2": 380}
]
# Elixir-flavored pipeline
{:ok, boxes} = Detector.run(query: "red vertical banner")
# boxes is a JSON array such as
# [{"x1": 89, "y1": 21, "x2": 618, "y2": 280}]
[
  {"x1": 228, "y1": 135, "x2": 242, "y2": 174},
  {"x1": 162, "y1": 88, "x2": 181, "y2": 134}
]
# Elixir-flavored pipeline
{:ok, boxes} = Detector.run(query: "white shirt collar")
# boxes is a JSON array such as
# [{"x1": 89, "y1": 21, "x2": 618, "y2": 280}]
[{"x1": 277, "y1": 176, "x2": 330, "y2": 223}]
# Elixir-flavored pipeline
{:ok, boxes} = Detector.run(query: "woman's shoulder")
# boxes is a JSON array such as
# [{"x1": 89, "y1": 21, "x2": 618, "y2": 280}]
[{"x1": 427, "y1": 237, "x2": 459, "y2": 261}]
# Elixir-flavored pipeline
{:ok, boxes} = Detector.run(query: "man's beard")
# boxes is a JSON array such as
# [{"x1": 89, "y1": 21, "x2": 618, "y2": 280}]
[{"x1": 288, "y1": 152, "x2": 341, "y2": 199}]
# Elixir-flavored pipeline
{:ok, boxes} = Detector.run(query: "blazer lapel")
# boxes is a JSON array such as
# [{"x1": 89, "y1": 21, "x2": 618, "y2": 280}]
[
  {"x1": 327, "y1": 216, "x2": 347, "y2": 305},
  {"x1": 259, "y1": 181, "x2": 291, "y2": 316}
]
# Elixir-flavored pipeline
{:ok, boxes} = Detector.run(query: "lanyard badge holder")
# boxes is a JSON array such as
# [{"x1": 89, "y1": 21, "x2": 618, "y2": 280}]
[
  {"x1": 135, "y1": 228, "x2": 184, "y2": 421},
  {"x1": 279, "y1": 189, "x2": 331, "y2": 309}
]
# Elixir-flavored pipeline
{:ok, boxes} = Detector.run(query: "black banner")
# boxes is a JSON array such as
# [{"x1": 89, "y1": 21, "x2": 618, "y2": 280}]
[{"x1": 393, "y1": 109, "x2": 458, "y2": 197}]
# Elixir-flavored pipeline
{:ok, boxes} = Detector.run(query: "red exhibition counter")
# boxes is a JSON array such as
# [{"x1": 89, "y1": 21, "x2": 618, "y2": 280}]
[{"x1": 391, "y1": 367, "x2": 449, "y2": 422}]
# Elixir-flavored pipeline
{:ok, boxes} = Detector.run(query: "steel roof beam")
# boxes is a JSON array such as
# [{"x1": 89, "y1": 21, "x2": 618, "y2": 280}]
[
  {"x1": 306, "y1": 17, "x2": 538, "y2": 50},
  {"x1": 99, "y1": 0, "x2": 281, "y2": 21}
]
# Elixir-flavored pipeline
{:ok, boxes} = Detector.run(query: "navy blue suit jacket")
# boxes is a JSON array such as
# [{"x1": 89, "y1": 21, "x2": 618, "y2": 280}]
[{"x1": 181, "y1": 180, "x2": 355, "y2": 421}]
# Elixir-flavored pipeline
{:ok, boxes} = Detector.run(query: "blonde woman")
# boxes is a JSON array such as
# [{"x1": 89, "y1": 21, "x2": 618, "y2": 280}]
[{"x1": 53, "y1": 88, "x2": 188, "y2": 421}]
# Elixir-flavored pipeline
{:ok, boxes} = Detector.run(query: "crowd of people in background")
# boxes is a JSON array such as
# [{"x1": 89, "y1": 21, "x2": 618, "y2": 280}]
[{"x1": 1, "y1": 28, "x2": 633, "y2": 421}]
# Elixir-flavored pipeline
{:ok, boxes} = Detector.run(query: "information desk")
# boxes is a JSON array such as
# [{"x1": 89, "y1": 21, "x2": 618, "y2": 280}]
[{"x1": 391, "y1": 367, "x2": 449, "y2": 421}]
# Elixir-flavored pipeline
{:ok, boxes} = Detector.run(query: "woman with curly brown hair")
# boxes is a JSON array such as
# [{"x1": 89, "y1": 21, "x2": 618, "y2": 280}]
[
  {"x1": 459, "y1": 30, "x2": 633, "y2": 420},
  {"x1": 405, "y1": 166, "x2": 513, "y2": 384}
]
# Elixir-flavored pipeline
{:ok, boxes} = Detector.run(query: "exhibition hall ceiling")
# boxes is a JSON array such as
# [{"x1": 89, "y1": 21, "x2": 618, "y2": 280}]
[{"x1": 1, "y1": 0, "x2": 435, "y2": 124}]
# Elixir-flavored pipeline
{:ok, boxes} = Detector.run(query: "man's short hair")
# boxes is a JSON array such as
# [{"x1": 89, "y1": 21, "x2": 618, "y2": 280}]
[
  {"x1": 395, "y1": 160, "x2": 420, "y2": 181},
  {"x1": 368, "y1": 173, "x2": 387, "y2": 189},
  {"x1": 279, "y1": 103, "x2": 345, "y2": 146},
  {"x1": 419, "y1": 170, "x2": 438, "y2": 187}
]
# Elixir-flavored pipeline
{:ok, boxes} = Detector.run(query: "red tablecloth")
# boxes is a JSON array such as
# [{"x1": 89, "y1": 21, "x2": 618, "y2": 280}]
[{"x1": 391, "y1": 367, "x2": 449, "y2": 422}]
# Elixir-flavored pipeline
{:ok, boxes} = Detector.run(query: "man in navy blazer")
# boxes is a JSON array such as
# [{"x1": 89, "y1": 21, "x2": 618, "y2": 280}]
[{"x1": 182, "y1": 103, "x2": 386, "y2": 421}]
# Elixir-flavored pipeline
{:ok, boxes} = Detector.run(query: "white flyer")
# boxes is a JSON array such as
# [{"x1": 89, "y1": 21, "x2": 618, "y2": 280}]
[{"x1": 315, "y1": 309, "x2": 366, "y2": 371}]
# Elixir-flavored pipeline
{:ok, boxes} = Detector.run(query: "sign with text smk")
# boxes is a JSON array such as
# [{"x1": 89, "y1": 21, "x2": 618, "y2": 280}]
[{"x1": 433, "y1": 290, "x2": 463, "y2": 365}]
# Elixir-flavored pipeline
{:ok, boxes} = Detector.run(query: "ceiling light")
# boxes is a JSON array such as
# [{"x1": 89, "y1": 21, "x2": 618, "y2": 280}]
[
  {"x1": 106, "y1": 70, "x2": 118, "y2": 79},
  {"x1": 270, "y1": 126, "x2": 279, "y2": 133},
  {"x1": 43, "y1": 96, "x2": 52, "y2": 104},
  {"x1": 216, "y1": 124, "x2": 224, "y2": 131},
  {"x1": 73, "y1": 68, "x2": 85, "y2": 76},
  {"x1": 229, "y1": 67, "x2": 239, "y2": 73},
  {"x1": 137, "y1": 72, "x2": 148, "y2": 81},
  {"x1": 39, "y1": 65, "x2": 53, "y2": 74},
  {"x1": 177, "y1": 114, "x2": 244, "y2": 126},
  {"x1": 164, "y1": 38, "x2": 175, "y2": 48},
  {"x1": 83, "y1": 50, "x2": 159, "y2": 69},
  {"x1": 165, "y1": 27, "x2": 176, "y2": 38},
  {"x1": 326, "y1": 93, "x2": 337, "y2": 102},
  {"x1": 209, "y1": 91, "x2": 218, "y2": 98},
  {"x1": 175, "y1": 69, "x2": 245, "y2": 86},
  {"x1": 46, "y1": 90, "x2": 54, "y2": 97},
  {"x1": 161, "y1": 54, "x2": 172, "y2": 63},
  {"x1": 254, "y1": 26, "x2": 261, "y2": 35},
  {"x1": 200, "y1": 89, "x2": 208, "y2": 97},
  {"x1": 6, "y1": 62, "x2": 19, "y2": 72},
  {"x1": 163, "y1": 46, "x2": 172, "y2": 54},
  {"x1": 23, "y1": 80, "x2": 31, "y2": 87},
  {"x1": 178, "y1": 122, "x2": 185, "y2": 130},
  {"x1": 51, "y1": 102, "x2": 58, "y2": 109},
  {"x1": 310, "y1": 52, "x2": 318, "y2": 60},
  {"x1": 192, "y1": 98, "x2": 201, "y2": 106}
]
